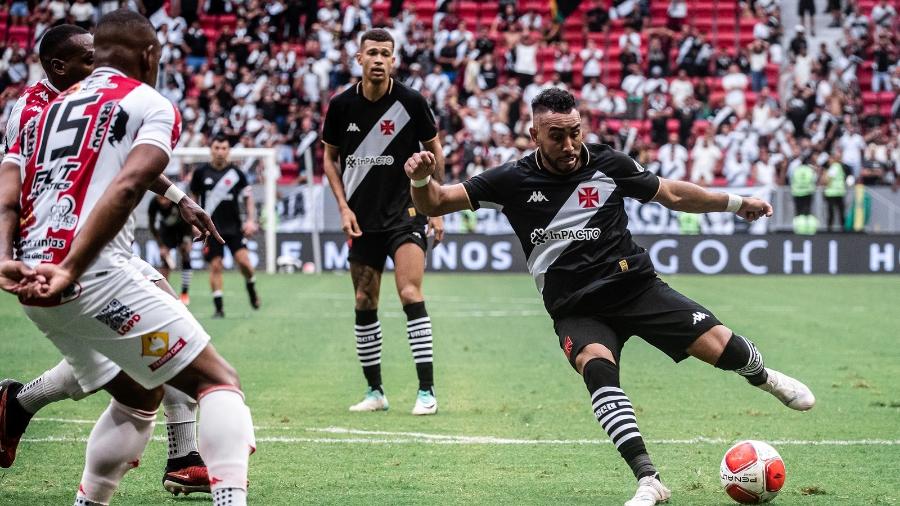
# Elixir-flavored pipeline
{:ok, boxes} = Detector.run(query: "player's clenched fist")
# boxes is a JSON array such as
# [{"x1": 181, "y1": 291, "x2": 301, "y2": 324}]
[
  {"x1": 404, "y1": 151, "x2": 436, "y2": 181},
  {"x1": 736, "y1": 197, "x2": 774, "y2": 222}
]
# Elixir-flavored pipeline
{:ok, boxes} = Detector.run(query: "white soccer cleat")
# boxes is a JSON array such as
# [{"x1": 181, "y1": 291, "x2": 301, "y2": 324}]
[
  {"x1": 348, "y1": 387, "x2": 389, "y2": 412},
  {"x1": 756, "y1": 368, "x2": 816, "y2": 411},
  {"x1": 411, "y1": 389, "x2": 437, "y2": 416},
  {"x1": 624, "y1": 475, "x2": 671, "y2": 506}
]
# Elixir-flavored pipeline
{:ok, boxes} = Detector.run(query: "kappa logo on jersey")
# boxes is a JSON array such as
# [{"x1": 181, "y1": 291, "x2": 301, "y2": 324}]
[
  {"x1": 37, "y1": 91, "x2": 49, "y2": 102},
  {"x1": 49, "y1": 195, "x2": 78, "y2": 231},
  {"x1": 345, "y1": 154, "x2": 395, "y2": 169},
  {"x1": 527, "y1": 191, "x2": 549, "y2": 203},
  {"x1": 141, "y1": 332, "x2": 170, "y2": 357},
  {"x1": 692, "y1": 312, "x2": 709, "y2": 325},
  {"x1": 380, "y1": 119, "x2": 395, "y2": 135},
  {"x1": 347, "y1": 123, "x2": 361, "y2": 132},
  {"x1": 95, "y1": 298, "x2": 142, "y2": 336},
  {"x1": 530, "y1": 227, "x2": 602, "y2": 246},
  {"x1": 578, "y1": 187, "x2": 601, "y2": 208}
]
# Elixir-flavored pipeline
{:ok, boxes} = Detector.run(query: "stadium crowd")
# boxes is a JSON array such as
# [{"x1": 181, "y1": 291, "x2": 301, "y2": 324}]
[{"x1": 0, "y1": 0, "x2": 898, "y2": 190}]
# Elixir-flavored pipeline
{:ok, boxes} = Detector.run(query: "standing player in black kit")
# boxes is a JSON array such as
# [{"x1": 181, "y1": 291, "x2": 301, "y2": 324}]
[
  {"x1": 148, "y1": 194, "x2": 195, "y2": 305},
  {"x1": 190, "y1": 136, "x2": 260, "y2": 318},
  {"x1": 322, "y1": 28, "x2": 444, "y2": 415},
  {"x1": 404, "y1": 89, "x2": 815, "y2": 505}
]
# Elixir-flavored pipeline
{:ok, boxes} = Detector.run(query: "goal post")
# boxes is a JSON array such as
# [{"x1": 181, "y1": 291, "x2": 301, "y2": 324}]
[{"x1": 172, "y1": 146, "x2": 280, "y2": 274}]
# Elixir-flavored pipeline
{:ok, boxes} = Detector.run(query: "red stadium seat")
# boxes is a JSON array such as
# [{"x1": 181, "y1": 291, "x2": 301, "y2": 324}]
[{"x1": 7, "y1": 25, "x2": 30, "y2": 48}]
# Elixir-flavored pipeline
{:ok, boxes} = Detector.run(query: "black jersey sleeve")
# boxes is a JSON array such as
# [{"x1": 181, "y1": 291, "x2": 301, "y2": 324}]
[
  {"x1": 608, "y1": 152, "x2": 661, "y2": 204},
  {"x1": 147, "y1": 198, "x2": 160, "y2": 234},
  {"x1": 411, "y1": 93, "x2": 438, "y2": 142},
  {"x1": 461, "y1": 162, "x2": 517, "y2": 210},
  {"x1": 321, "y1": 97, "x2": 343, "y2": 147},
  {"x1": 189, "y1": 166, "x2": 203, "y2": 196}
]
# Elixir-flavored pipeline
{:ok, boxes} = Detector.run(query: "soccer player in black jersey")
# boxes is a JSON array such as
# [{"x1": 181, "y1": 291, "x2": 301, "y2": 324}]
[
  {"x1": 322, "y1": 28, "x2": 444, "y2": 415},
  {"x1": 404, "y1": 89, "x2": 815, "y2": 506},
  {"x1": 148, "y1": 193, "x2": 195, "y2": 304},
  {"x1": 190, "y1": 136, "x2": 260, "y2": 318}
]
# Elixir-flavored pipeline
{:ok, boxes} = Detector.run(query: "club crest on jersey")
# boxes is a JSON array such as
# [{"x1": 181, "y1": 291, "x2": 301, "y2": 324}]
[
  {"x1": 530, "y1": 227, "x2": 602, "y2": 246},
  {"x1": 49, "y1": 195, "x2": 78, "y2": 231},
  {"x1": 380, "y1": 120, "x2": 395, "y2": 135},
  {"x1": 578, "y1": 186, "x2": 600, "y2": 208}
]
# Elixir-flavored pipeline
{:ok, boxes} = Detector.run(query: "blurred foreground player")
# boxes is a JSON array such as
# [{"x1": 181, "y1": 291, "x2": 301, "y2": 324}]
[
  {"x1": 404, "y1": 89, "x2": 815, "y2": 506},
  {"x1": 0, "y1": 11, "x2": 254, "y2": 505},
  {"x1": 0, "y1": 23, "x2": 222, "y2": 496}
]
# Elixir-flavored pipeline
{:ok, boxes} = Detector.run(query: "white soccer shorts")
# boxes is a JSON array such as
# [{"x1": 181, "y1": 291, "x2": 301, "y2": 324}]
[
  {"x1": 22, "y1": 258, "x2": 210, "y2": 392},
  {"x1": 129, "y1": 255, "x2": 165, "y2": 282}
]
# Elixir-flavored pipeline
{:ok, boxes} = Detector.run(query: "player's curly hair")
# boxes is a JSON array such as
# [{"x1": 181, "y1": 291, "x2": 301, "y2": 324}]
[{"x1": 531, "y1": 88, "x2": 577, "y2": 116}]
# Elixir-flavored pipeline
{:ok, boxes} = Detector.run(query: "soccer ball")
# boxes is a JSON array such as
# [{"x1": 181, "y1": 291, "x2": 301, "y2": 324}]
[{"x1": 720, "y1": 440, "x2": 786, "y2": 504}]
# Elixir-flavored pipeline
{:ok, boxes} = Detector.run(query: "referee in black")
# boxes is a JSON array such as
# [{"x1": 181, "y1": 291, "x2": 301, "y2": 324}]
[
  {"x1": 322, "y1": 28, "x2": 444, "y2": 416},
  {"x1": 403, "y1": 88, "x2": 815, "y2": 505},
  {"x1": 189, "y1": 135, "x2": 260, "y2": 318}
]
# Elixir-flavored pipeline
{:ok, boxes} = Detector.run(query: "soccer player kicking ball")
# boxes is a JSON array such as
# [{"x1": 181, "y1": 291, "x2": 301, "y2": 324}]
[
  {"x1": 0, "y1": 24, "x2": 221, "y2": 496},
  {"x1": 403, "y1": 89, "x2": 815, "y2": 506},
  {"x1": 0, "y1": 11, "x2": 254, "y2": 505},
  {"x1": 322, "y1": 29, "x2": 445, "y2": 415}
]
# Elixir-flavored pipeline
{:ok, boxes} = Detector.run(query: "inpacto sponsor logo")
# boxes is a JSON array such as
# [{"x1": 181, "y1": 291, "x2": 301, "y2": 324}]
[
  {"x1": 530, "y1": 227, "x2": 602, "y2": 246},
  {"x1": 345, "y1": 155, "x2": 395, "y2": 169}
]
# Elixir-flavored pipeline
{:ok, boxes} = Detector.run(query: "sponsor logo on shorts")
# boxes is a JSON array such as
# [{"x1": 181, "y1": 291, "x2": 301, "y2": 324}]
[
  {"x1": 95, "y1": 298, "x2": 141, "y2": 336},
  {"x1": 530, "y1": 227, "x2": 602, "y2": 246},
  {"x1": 141, "y1": 332, "x2": 170, "y2": 357},
  {"x1": 563, "y1": 335, "x2": 573, "y2": 358},
  {"x1": 148, "y1": 337, "x2": 187, "y2": 371},
  {"x1": 692, "y1": 312, "x2": 709, "y2": 325}
]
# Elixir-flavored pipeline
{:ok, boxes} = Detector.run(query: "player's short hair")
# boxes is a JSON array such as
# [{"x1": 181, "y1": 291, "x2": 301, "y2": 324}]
[
  {"x1": 531, "y1": 88, "x2": 577, "y2": 116},
  {"x1": 210, "y1": 134, "x2": 231, "y2": 146},
  {"x1": 37, "y1": 25, "x2": 89, "y2": 66},
  {"x1": 359, "y1": 28, "x2": 394, "y2": 50},
  {"x1": 95, "y1": 8, "x2": 156, "y2": 49}
]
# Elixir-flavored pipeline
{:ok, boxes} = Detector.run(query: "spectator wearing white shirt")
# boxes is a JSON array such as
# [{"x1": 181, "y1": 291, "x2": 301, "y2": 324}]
[
  {"x1": 513, "y1": 32, "x2": 540, "y2": 86},
  {"x1": 748, "y1": 39, "x2": 769, "y2": 91},
  {"x1": 657, "y1": 133, "x2": 689, "y2": 180},
  {"x1": 837, "y1": 124, "x2": 867, "y2": 176},
  {"x1": 690, "y1": 130, "x2": 722, "y2": 185},
  {"x1": 669, "y1": 69, "x2": 694, "y2": 108},
  {"x1": 667, "y1": 0, "x2": 688, "y2": 31},
  {"x1": 70, "y1": 0, "x2": 97, "y2": 30},
  {"x1": 523, "y1": 73, "x2": 551, "y2": 107},
  {"x1": 553, "y1": 41, "x2": 575, "y2": 85},
  {"x1": 581, "y1": 76, "x2": 608, "y2": 111},
  {"x1": 580, "y1": 39, "x2": 604, "y2": 80},
  {"x1": 871, "y1": 0, "x2": 896, "y2": 29},
  {"x1": 621, "y1": 64, "x2": 647, "y2": 119},
  {"x1": 618, "y1": 26, "x2": 641, "y2": 51},
  {"x1": 722, "y1": 63, "x2": 749, "y2": 116},
  {"x1": 753, "y1": 147, "x2": 777, "y2": 186},
  {"x1": 424, "y1": 64, "x2": 452, "y2": 105}
]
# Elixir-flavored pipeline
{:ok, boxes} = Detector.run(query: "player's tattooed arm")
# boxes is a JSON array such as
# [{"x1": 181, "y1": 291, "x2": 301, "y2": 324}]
[
  {"x1": 323, "y1": 142, "x2": 362, "y2": 238},
  {"x1": 653, "y1": 178, "x2": 774, "y2": 222},
  {"x1": 405, "y1": 151, "x2": 473, "y2": 216}
]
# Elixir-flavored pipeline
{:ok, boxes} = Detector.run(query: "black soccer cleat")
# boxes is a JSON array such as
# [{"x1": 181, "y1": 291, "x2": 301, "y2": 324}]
[
  {"x1": 0, "y1": 379, "x2": 32, "y2": 468},
  {"x1": 163, "y1": 452, "x2": 210, "y2": 496}
]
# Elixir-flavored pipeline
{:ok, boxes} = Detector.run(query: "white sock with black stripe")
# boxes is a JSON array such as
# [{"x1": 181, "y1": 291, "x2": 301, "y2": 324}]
[
  {"x1": 403, "y1": 302, "x2": 434, "y2": 392},
  {"x1": 355, "y1": 309, "x2": 383, "y2": 393}
]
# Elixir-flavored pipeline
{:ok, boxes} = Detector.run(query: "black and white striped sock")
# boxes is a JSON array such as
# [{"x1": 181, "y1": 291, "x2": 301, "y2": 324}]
[
  {"x1": 355, "y1": 309, "x2": 383, "y2": 393},
  {"x1": 180, "y1": 255, "x2": 192, "y2": 295},
  {"x1": 403, "y1": 302, "x2": 434, "y2": 392},
  {"x1": 584, "y1": 358, "x2": 657, "y2": 480}
]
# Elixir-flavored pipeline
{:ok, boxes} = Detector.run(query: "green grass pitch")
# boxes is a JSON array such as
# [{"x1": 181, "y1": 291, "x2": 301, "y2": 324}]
[{"x1": 0, "y1": 273, "x2": 898, "y2": 505}]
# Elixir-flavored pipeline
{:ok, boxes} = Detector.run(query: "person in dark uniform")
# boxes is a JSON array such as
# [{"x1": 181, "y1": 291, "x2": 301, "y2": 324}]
[
  {"x1": 404, "y1": 88, "x2": 815, "y2": 506},
  {"x1": 322, "y1": 28, "x2": 445, "y2": 416},
  {"x1": 189, "y1": 136, "x2": 260, "y2": 318},
  {"x1": 148, "y1": 193, "x2": 195, "y2": 304}
]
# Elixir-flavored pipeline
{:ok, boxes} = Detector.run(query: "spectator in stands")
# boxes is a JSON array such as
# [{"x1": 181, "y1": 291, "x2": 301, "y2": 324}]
[
  {"x1": 871, "y1": 39, "x2": 896, "y2": 93},
  {"x1": 753, "y1": 146, "x2": 778, "y2": 187},
  {"x1": 554, "y1": 41, "x2": 575, "y2": 86},
  {"x1": 844, "y1": 3, "x2": 869, "y2": 41},
  {"x1": 723, "y1": 64, "x2": 750, "y2": 117},
  {"x1": 871, "y1": 0, "x2": 897, "y2": 30},
  {"x1": 647, "y1": 91, "x2": 672, "y2": 146},
  {"x1": 512, "y1": 31, "x2": 539, "y2": 87},
  {"x1": 838, "y1": 122, "x2": 867, "y2": 176},
  {"x1": 647, "y1": 37, "x2": 670, "y2": 78},
  {"x1": 691, "y1": 129, "x2": 722, "y2": 186},
  {"x1": 586, "y1": 0, "x2": 610, "y2": 32},
  {"x1": 748, "y1": 40, "x2": 769, "y2": 91},
  {"x1": 669, "y1": 68, "x2": 693, "y2": 109},
  {"x1": 828, "y1": 0, "x2": 843, "y2": 27},
  {"x1": 798, "y1": 0, "x2": 817, "y2": 36},
  {"x1": 621, "y1": 64, "x2": 647, "y2": 119},
  {"x1": 657, "y1": 132, "x2": 689, "y2": 180},
  {"x1": 789, "y1": 26, "x2": 808, "y2": 61},
  {"x1": 834, "y1": 43, "x2": 864, "y2": 87},
  {"x1": 667, "y1": 0, "x2": 688, "y2": 31},
  {"x1": 580, "y1": 39, "x2": 604, "y2": 82}
]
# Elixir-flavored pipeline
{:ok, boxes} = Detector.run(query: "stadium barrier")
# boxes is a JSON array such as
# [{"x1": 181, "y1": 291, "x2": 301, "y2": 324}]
[{"x1": 132, "y1": 230, "x2": 900, "y2": 275}]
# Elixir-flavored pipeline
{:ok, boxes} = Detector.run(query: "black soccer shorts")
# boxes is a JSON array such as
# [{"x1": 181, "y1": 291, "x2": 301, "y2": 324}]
[
  {"x1": 159, "y1": 224, "x2": 192, "y2": 249},
  {"x1": 203, "y1": 233, "x2": 247, "y2": 261},
  {"x1": 552, "y1": 277, "x2": 722, "y2": 369},
  {"x1": 347, "y1": 224, "x2": 428, "y2": 271}
]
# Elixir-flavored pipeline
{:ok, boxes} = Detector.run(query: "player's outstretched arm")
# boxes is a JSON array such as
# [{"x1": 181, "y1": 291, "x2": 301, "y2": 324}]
[
  {"x1": 405, "y1": 151, "x2": 472, "y2": 216},
  {"x1": 652, "y1": 178, "x2": 773, "y2": 222}
]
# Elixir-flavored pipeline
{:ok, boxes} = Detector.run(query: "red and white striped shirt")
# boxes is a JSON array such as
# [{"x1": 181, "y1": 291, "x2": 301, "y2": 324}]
[{"x1": 4, "y1": 79, "x2": 61, "y2": 153}]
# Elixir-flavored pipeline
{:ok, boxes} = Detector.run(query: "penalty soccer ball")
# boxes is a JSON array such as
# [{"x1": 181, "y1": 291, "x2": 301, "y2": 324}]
[{"x1": 720, "y1": 440, "x2": 786, "y2": 504}]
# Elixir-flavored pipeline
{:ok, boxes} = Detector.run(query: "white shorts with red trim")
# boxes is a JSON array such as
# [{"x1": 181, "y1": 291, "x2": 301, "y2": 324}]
[{"x1": 22, "y1": 259, "x2": 210, "y2": 391}]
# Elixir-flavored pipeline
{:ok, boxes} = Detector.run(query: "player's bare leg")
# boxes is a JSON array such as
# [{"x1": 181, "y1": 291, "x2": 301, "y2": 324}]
[
  {"x1": 166, "y1": 344, "x2": 254, "y2": 506},
  {"x1": 233, "y1": 248, "x2": 259, "y2": 310},
  {"x1": 74, "y1": 373, "x2": 163, "y2": 506},
  {"x1": 687, "y1": 325, "x2": 815, "y2": 411},
  {"x1": 348, "y1": 261, "x2": 388, "y2": 411},
  {"x1": 209, "y1": 256, "x2": 225, "y2": 318},
  {"x1": 178, "y1": 240, "x2": 193, "y2": 305},
  {"x1": 574, "y1": 344, "x2": 670, "y2": 506},
  {"x1": 394, "y1": 243, "x2": 437, "y2": 415}
]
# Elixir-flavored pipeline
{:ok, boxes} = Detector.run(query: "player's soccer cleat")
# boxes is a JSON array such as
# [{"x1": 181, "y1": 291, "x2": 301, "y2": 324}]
[
  {"x1": 624, "y1": 475, "x2": 671, "y2": 506},
  {"x1": 179, "y1": 293, "x2": 190, "y2": 305},
  {"x1": 0, "y1": 379, "x2": 31, "y2": 468},
  {"x1": 411, "y1": 389, "x2": 437, "y2": 416},
  {"x1": 212, "y1": 311, "x2": 225, "y2": 319},
  {"x1": 756, "y1": 368, "x2": 815, "y2": 411},
  {"x1": 163, "y1": 451, "x2": 210, "y2": 496},
  {"x1": 348, "y1": 387, "x2": 389, "y2": 412}
]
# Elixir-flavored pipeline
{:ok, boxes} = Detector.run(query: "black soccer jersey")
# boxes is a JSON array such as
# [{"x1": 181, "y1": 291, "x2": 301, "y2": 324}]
[
  {"x1": 189, "y1": 163, "x2": 249, "y2": 236},
  {"x1": 462, "y1": 143, "x2": 662, "y2": 317},
  {"x1": 322, "y1": 79, "x2": 438, "y2": 232},
  {"x1": 147, "y1": 197, "x2": 185, "y2": 231}
]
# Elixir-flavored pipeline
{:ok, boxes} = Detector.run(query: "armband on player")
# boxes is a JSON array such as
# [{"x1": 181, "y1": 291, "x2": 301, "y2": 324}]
[{"x1": 164, "y1": 184, "x2": 187, "y2": 204}]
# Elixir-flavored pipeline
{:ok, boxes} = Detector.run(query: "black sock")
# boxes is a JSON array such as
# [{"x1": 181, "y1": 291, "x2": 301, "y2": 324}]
[
  {"x1": 403, "y1": 301, "x2": 434, "y2": 392},
  {"x1": 246, "y1": 276, "x2": 258, "y2": 305},
  {"x1": 213, "y1": 291, "x2": 223, "y2": 313},
  {"x1": 355, "y1": 309, "x2": 383, "y2": 393},
  {"x1": 180, "y1": 255, "x2": 192, "y2": 294},
  {"x1": 715, "y1": 334, "x2": 768, "y2": 386},
  {"x1": 5, "y1": 384, "x2": 33, "y2": 435},
  {"x1": 583, "y1": 358, "x2": 657, "y2": 480},
  {"x1": 165, "y1": 451, "x2": 205, "y2": 472}
]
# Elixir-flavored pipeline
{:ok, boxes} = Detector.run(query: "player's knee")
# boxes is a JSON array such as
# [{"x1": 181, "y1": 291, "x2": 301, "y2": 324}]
[
  {"x1": 105, "y1": 376, "x2": 164, "y2": 412},
  {"x1": 397, "y1": 285, "x2": 422, "y2": 305},
  {"x1": 574, "y1": 343, "x2": 617, "y2": 375},
  {"x1": 355, "y1": 291, "x2": 378, "y2": 310}
]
